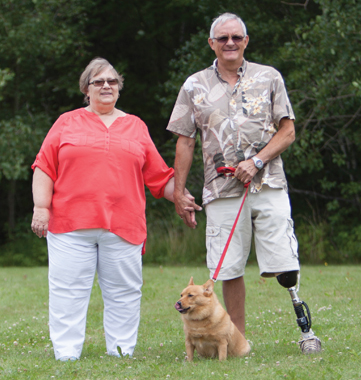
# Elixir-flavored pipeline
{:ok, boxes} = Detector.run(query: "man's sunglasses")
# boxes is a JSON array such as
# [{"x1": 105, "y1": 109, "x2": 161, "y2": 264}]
[
  {"x1": 212, "y1": 35, "x2": 245, "y2": 44},
  {"x1": 88, "y1": 79, "x2": 119, "y2": 87}
]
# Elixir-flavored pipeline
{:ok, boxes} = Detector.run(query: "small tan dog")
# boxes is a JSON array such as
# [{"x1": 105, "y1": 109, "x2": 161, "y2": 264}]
[{"x1": 175, "y1": 277, "x2": 251, "y2": 361}]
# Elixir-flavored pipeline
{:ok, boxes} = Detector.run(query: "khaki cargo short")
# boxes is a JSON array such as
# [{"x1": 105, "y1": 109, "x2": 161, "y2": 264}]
[{"x1": 205, "y1": 185, "x2": 300, "y2": 281}]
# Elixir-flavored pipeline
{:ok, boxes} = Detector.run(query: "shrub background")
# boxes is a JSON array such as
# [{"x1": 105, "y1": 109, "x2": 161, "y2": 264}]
[{"x1": 0, "y1": 0, "x2": 360, "y2": 266}]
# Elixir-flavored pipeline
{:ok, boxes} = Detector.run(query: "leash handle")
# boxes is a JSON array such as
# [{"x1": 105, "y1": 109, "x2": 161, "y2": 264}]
[
  {"x1": 212, "y1": 181, "x2": 250, "y2": 282},
  {"x1": 216, "y1": 166, "x2": 236, "y2": 176}
]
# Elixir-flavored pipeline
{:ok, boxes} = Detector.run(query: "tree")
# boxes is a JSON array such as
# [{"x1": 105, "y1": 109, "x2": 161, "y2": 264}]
[
  {"x1": 0, "y1": 0, "x2": 217, "y2": 238},
  {"x1": 80, "y1": 0, "x2": 207, "y2": 142},
  {"x1": 1, "y1": 0, "x2": 360, "y2": 264},
  {"x1": 278, "y1": 0, "x2": 361, "y2": 261},
  {"x1": 160, "y1": 0, "x2": 322, "y2": 201},
  {"x1": 0, "y1": 0, "x2": 93, "y2": 232},
  {"x1": 160, "y1": 0, "x2": 361, "y2": 262}
]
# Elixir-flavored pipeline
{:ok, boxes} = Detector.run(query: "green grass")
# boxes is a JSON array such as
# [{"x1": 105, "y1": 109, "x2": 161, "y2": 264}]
[{"x1": 0, "y1": 265, "x2": 360, "y2": 379}]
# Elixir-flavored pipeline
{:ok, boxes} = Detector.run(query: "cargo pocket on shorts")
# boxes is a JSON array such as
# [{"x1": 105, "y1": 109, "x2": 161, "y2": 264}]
[
  {"x1": 206, "y1": 225, "x2": 221, "y2": 269},
  {"x1": 286, "y1": 218, "x2": 299, "y2": 258}
]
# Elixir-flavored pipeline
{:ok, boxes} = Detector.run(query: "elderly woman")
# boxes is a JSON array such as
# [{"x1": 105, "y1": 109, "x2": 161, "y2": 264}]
[{"x1": 31, "y1": 57, "x2": 199, "y2": 361}]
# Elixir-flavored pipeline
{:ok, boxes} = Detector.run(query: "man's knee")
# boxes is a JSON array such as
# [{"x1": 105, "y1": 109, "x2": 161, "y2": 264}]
[{"x1": 277, "y1": 270, "x2": 299, "y2": 288}]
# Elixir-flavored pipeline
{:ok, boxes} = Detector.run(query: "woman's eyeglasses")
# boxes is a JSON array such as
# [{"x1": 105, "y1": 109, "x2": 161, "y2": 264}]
[
  {"x1": 88, "y1": 79, "x2": 119, "y2": 87},
  {"x1": 212, "y1": 35, "x2": 245, "y2": 44}
]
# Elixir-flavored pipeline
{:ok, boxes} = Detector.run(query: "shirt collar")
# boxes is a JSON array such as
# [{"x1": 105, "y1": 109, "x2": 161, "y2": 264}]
[{"x1": 212, "y1": 58, "x2": 247, "y2": 77}]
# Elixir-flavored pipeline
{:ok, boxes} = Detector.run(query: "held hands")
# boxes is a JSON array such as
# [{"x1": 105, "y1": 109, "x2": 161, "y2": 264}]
[
  {"x1": 174, "y1": 158, "x2": 259, "y2": 228},
  {"x1": 31, "y1": 207, "x2": 50, "y2": 238},
  {"x1": 175, "y1": 192, "x2": 202, "y2": 229}
]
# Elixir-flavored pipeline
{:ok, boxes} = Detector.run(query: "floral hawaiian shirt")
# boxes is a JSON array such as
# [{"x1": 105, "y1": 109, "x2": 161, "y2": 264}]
[{"x1": 167, "y1": 59, "x2": 295, "y2": 205}]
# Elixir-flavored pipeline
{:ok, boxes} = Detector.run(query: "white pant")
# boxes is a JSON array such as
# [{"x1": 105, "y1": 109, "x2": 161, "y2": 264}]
[{"x1": 47, "y1": 229, "x2": 143, "y2": 359}]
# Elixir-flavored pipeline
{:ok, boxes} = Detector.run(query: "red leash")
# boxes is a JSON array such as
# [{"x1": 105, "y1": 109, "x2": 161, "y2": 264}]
[{"x1": 212, "y1": 166, "x2": 250, "y2": 282}]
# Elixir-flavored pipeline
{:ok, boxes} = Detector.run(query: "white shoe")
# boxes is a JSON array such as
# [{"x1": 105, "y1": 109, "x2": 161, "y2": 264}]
[{"x1": 58, "y1": 356, "x2": 78, "y2": 361}]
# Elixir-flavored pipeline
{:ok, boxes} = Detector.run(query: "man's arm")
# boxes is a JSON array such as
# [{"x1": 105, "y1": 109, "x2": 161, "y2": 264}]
[
  {"x1": 173, "y1": 135, "x2": 202, "y2": 229},
  {"x1": 235, "y1": 117, "x2": 296, "y2": 183},
  {"x1": 31, "y1": 167, "x2": 54, "y2": 238}
]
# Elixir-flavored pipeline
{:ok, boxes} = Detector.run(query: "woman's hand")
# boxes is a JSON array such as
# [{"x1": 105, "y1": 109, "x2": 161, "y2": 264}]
[
  {"x1": 31, "y1": 167, "x2": 54, "y2": 238},
  {"x1": 31, "y1": 206, "x2": 50, "y2": 238}
]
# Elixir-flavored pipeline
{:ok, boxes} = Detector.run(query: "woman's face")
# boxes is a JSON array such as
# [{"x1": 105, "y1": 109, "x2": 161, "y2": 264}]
[{"x1": 87, "y1": 67, "x2": 119, "y2": 108}]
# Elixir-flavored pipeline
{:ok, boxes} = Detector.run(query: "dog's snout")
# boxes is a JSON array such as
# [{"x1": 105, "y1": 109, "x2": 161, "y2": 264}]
[{"x1": 175, "y1": 300, "x2": 185, "y2": 312}]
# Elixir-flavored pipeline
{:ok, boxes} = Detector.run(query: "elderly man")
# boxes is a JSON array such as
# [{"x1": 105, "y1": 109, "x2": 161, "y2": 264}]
[{"x1": 167, "y1": 12, "x2": 321, "y2": 353}]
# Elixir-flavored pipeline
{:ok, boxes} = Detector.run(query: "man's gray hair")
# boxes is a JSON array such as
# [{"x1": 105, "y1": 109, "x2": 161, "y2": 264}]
[{"x1": 209, "y1": 13, "x2": 247, "y2": 38}]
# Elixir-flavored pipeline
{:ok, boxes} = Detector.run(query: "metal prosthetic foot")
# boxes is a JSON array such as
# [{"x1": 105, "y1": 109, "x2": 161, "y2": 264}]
[{"x1": 277, "y1": 271, "x2": 322, "y2": 354}]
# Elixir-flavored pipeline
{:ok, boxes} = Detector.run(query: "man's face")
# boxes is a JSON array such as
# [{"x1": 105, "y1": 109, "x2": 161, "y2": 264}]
[{"x1": 208, "y1": 19, "x2": 249, "y2": 66}]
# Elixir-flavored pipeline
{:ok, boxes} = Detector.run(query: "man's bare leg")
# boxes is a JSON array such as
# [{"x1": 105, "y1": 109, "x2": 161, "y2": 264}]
[{"x1": 222, "y1": 276, "x2": 246, "y2": 336}]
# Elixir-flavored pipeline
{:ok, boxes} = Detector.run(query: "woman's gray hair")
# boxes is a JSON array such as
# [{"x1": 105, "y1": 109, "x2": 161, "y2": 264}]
[
  {"x1": 210, "y1": 13, "x2": 247, "y2": 38},
  {"x1": 79, "y1": 57, "x2": 124, "y2": 105}
]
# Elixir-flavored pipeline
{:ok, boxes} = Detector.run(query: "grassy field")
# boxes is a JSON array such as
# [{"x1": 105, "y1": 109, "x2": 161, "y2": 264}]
[{"x1": 0, "y1": 265, "x2": 360, "y2": 379}]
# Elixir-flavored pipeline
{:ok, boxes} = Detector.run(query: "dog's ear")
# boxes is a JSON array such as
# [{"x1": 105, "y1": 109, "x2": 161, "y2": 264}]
[
  {"x1": 203, "y1": 279, "x2": 214, "y2": 297},
  {"x1": 188, "y1": 277, "x2": 194, "y2": 286}
]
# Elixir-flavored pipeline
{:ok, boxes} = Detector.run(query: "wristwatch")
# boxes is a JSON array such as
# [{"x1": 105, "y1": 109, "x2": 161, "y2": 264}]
[{"x1": 252, "y1": 156, "x2": 264, "y2": 170}]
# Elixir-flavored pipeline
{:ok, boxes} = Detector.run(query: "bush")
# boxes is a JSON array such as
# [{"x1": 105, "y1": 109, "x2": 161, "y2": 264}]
[
  {"x1": 2, "y1": 204, "x2": 360, "y2": 267},
  {"x1": 0, "y1": 218, "x2": 48, "y2": 267},
  {"x1": 295, "y1": 221, "x2": 335, "y2": 264},
  {"x1": 295, "y1": 219, "x2": 361, "y2": 265},
  {"x1": 144, "y1": 202, "x2": 206, "y2": 266}
]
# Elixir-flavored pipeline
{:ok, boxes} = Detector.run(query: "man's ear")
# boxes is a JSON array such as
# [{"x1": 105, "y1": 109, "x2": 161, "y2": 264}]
[
  {"x1": 188, "y1": 277, "x2": 194, "y2": 286},
  {"x1": 244, "y1": 35, "x2": 250, "y2": 50},
  {"x1": 203, "y1": 279, "x2": 214, "y2": 297},
  {"x1": 208, "y1": 37, "x2": 215, "y2": 51}
]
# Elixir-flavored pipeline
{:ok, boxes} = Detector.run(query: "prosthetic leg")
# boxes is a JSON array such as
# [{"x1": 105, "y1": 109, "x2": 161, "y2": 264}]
[{"x1": 277, "y1": 271, "x2": 322, "y2": 353}]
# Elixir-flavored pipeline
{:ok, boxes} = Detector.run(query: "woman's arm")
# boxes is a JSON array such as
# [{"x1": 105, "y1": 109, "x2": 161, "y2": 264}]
[
  {"x1": 31, "y1": 167, "x2": 54, "y2": 238},
  {"x1": 163, "y1": 177, "x2": 175, "y2": 203}
]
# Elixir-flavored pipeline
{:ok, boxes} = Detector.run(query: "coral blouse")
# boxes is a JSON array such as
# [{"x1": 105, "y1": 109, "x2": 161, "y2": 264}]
[{"x1": 32, "y1": 108, "x2": 174, "y2": 245}]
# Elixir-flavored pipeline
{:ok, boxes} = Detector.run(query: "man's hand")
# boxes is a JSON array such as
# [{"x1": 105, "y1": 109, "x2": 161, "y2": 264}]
[
  {"x1": 234, "y1": 159, "x2": 258, "y2": 184},
  {"x1": 173, "y1": 135, "x2": 201, "y2": 228},
  {"x1": 233, "y1": 119, "x2": 296, "y2": 185},
  {"x1": 174, "y1": 192, "x2": 202, "y2": 229},
  {"x1": 31, "y1": 207, "x2": 50, "y2": 238}
]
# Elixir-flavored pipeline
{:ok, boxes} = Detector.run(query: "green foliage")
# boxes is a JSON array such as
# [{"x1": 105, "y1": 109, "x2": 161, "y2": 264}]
[
  {"x1": 0, "y1": 0, "x2": 95, "y2": 238},
  {"x1": 145, "y1": 207, "x2": 206, "y2": 266},
  {"x1": 296, "y1": 221, "x2": 334, "y2": 264},
  {"x1": 160, "y1": 30, "x2": 213, "y2": 119},
  {"x1": 331, "y1": 224, "x2": 361, "y2": 263},
  {"x1": 0, "y1": 217, "x2": 48, "y2": 267},
  {"x1": 0, "y1": 0, "x2": 360, "y2": 264},
  {"x1": 84, "y1": 0, "x2": 207, "y2": 140},
  {"x1": 280, "y1": 0, "x2": 361, "y2": 228},
  {"x1": 0, "y1": 68, "x2": 14, "y2": 100},
  {"x1": 0, "y1": 114, "x2": 50, "y2": 180},
  {"x1": 161, "y1": 0, "x2": 321, "y2": 112},
  {"x1": 0, "y1": 0, "x2": 95, "y2": 190},
  {"x1": 161, "y1": 0, "x2": 361, "y2": 263},
  {"x1": 0, "y1": 0, "x2": 92, "y2": 117}
]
